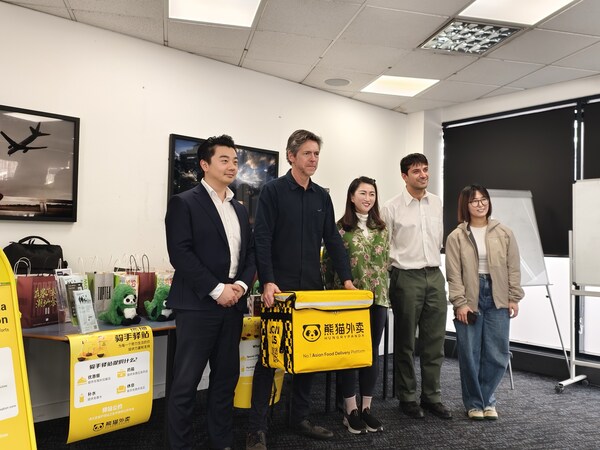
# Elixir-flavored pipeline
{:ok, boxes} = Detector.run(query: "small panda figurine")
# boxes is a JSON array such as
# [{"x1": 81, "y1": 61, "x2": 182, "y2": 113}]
[
  {"x1": 98, "y1": 284, "x2": 141, "y2": 326},
  {"x1": 144, "y1": 285, "x2": 175, "y2": 322}
]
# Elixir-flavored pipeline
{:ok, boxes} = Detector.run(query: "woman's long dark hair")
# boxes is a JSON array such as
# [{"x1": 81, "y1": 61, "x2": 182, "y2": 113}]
[{"x1": 339, "y1": 176, "x2": 386, "y2": 232}]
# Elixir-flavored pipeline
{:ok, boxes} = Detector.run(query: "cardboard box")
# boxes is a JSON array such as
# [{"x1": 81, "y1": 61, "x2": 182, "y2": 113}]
[{"x1": 261, "y1": 290, "x2": 373, "y2": 374}]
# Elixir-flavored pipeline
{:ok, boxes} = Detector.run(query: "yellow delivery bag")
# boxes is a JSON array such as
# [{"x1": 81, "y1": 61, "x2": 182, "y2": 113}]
[{"x1": 261, "y1": 290, "x2": 373, "y2": 374}]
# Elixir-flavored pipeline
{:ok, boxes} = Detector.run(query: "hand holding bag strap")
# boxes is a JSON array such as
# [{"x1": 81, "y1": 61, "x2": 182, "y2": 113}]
[{"x1": 18, "y1": 236, "x2": 52, "y2": 245}]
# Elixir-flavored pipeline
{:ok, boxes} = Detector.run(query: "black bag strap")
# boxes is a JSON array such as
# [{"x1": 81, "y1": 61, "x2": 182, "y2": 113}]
[{"x1": 18, "y1": 236, "x2": 52, "y2": 245}]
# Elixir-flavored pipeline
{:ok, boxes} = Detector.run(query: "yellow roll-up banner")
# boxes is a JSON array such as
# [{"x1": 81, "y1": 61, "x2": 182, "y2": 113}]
[
  {"x1": 67, "y1": 326, "x2": 153, "y2": 443},
  {"x1": 0, "y1": 249, "x2": 37, "y2": 449}
]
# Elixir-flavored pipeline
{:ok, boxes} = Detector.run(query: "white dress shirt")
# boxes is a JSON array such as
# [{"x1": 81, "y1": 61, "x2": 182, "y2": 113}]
[
  {"x1": 201, "y1": 178, "x2": 247, "y2": 300},
  {"x1": 382, "y1": 186, "x2": 443, "y2": 270}
]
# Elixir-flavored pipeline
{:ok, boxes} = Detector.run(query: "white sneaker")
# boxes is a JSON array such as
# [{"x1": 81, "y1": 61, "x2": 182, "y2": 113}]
[
  {"x1": 484, "y1": 406, "x2": 498, "y2": 420},
  {"x1": 468, "y1": 409, "x2": 484, "y2": 420}
]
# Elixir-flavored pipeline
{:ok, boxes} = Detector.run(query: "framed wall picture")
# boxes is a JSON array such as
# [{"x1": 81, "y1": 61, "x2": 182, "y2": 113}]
[
  {"x1": 0, "y1": 105, "x2": 80, "y2": 222},
  {"x1": 168, "y1": 134, "x2": 279, "y2": 225}
]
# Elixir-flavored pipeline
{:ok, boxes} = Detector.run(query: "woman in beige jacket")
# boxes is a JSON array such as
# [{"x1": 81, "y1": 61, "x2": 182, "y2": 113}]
[{"x1": 445, "y1": 184, "x2": 524, "y2": 421}]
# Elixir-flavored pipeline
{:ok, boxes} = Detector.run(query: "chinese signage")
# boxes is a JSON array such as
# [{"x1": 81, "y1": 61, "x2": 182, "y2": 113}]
[{"x1": 67, "y1": 326, "x2": 153, "y2": 443}]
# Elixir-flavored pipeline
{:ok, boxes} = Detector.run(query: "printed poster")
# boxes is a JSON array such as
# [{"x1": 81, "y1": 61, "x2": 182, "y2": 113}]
[
  {"x1": 67, "y1": 326, "x2": 153, "y2": 443},
  {"x1": 0, "y1": 250, "x2": 36, "y2": 450}
]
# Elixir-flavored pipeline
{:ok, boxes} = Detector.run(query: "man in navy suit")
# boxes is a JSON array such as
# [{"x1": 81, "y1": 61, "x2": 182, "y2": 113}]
[{"x1": 165, "y1": 135, "x2": 256, "y2": 450}]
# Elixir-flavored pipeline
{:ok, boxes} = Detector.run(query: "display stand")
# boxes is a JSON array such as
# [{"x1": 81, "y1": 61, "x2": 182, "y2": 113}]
[
  {"x1": 557, "y1": 179, "x2": 600, "y2": 392},
  {"x1": 488, "y1": 190, "x2": 569, "y2": 372}
]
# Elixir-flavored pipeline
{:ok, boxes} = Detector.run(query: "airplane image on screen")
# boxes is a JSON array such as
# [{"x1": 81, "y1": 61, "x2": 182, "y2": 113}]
[{"x1": 0, "y1": 122, "x2": 50, "y2": 155}]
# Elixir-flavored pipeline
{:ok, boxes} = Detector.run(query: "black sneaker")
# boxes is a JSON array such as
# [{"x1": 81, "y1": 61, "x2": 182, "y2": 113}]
[
  {"x1": 421, "y1": 401, "x2": 452, "y2": 419},
  {"x1": 343, "y1": 409, "x2": 367, "y2": 434},
  {"x1": 246, "y1": 430, "x2": 267, "y2": 450},
  {"x1": 361, "y1": 407, "x2": 383, "y2": 432},
  {"x1": 400, "y1": 401, "x2": 425, "y2": 419}
]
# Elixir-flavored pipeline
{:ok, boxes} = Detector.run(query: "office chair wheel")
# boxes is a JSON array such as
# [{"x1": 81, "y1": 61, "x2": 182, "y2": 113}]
[
  {"x1": 555, "y1": 384, "x2": 564, "y2": 394},
  {"x1": 582, "y1": 379, "x2": 590, "y2": 387}
]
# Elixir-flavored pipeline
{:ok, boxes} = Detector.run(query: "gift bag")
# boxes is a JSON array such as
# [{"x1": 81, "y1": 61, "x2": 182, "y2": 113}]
[
  {"x1": 15, "y1": 259, "x2": 59, "y2": 328},
  {"x1": 156, "y1": 271, "x2": 174, "y2": 288},
  {"x1": 87, "y1": 271, "x2": 115, "y2": 315},
  {"x1": 131, "y1": 255, "x2": 156, "y2": 317}
]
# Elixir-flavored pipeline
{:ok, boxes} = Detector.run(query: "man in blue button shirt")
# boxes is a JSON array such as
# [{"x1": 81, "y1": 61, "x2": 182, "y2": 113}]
[{"x1": 246, "y1": 129, "x2": 355, "y2": 450}]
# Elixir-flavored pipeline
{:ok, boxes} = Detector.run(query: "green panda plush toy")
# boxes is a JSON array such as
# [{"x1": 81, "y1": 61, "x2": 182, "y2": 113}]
[
  {"x1": 99, "y1": 283, "x2": 141, "y2": 326},
  {"x1": 144, "y1": 284, "x2": 174, "y2": 321}
]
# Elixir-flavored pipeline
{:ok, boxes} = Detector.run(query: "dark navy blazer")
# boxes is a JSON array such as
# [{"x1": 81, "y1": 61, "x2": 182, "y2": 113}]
[{"x1": 165, "y1": 183, "x2": 256, "y2": 311}]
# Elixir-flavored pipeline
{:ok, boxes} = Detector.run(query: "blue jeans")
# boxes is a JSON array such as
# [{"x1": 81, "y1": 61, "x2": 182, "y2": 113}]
[{"x1": 454, "y1": 274, "x2": 510, "y2": 411}]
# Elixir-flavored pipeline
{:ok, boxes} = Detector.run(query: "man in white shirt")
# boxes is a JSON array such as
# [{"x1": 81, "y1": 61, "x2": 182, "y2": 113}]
[
  {"x1": 382, "y1": 153, "x2": 451, "y2": 420},
  {"x1": 165, "y1": 135, "x2": 256, "y2": 449}
]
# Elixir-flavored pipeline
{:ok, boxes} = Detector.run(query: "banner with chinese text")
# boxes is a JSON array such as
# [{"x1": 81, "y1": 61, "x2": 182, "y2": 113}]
[{"x1": 67, "y1": 326, "x2": 153, "y2": 443}]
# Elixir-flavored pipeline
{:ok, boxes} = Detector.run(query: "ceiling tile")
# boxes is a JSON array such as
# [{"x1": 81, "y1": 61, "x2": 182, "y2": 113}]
[
  {"x1": 394, "y1": 98, "x2": 457, "y2": 114},
  {"x1": 72, "y1": 10, "x2": 163, "y2": 43},
  {"x1": 341, "y1": 6, "x2": 447, "y2": 49},
  {"x1": 246, "y1": 30, "x2": 331, "y2": 65},
  {"x1": 367, "y1": 0, "x2": 471, "y2": 16},
  {"x1": 243, "y1": 59, "x2": 313, "y2": 83},
  {"x1": 352, "y1": 92, "x2": 407, "y2": 109},
  {"x1": 449, "y1": 58, "x2": 543, "y2": 85},
  {"x1": 488, "y1": 29, "x2": 599, "y2": 64},
  {"x1": 507, "y1": 66, "x2": 599, "y2": 89},
  {"x1": 258, "y1": 0, "x2": 362, "y2": 40},
  {"x1": 480, "y1": 86, "x2": 526, "y2": 98},
  {"x1": 386, "y1": 49, "x2": 477, "y2": 80},
  {"x1": 6, "y1": 0, "x2": 600, "y2": 113},
  {"x1": 15, "y1": 4, "x2": 71, "y2": 19},
  {"x1": 319, "y1": 42, "x2": 410, "y2": 74},
  {"x1": 303, "y1": 66, "x2": 377, "y2": 92},
  {"x1": 12, "y1": 0, "x2": 66, "y2": 7},
  {"x1": 553, "y1": 42, "x2": 600, "y2": 71},
  {"x1": 418, "y1": 80, "x2": 500, "y2": 102},
  {"x1": 167, "y1": 22, "x2": 250, "y2": 54},
  {"x1": 540, "y1": 0, "x2": 600, "y2": 37},
  {"x1": 69, "y1": 0, "x2": 163, "y2": 19}
]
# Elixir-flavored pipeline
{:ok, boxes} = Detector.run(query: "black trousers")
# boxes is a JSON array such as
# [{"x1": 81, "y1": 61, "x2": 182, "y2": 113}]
[
  {"x1": 248, "y1": 361, "x2": 315, "y2": 432},
  {"x1": 338, "y1": 304, "x2": 388, "y2": 399},
  {"x1": 167, "y1": 307, "x2": 243, "y2": 449}
]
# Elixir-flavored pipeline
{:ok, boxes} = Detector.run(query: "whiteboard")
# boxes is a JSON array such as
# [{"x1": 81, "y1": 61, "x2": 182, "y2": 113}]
[
  {"x1": 488, "y1": 189, "x2": 549, "y2": 286},
  {"x1": 573, "y1": 179, "x2": 600, "y2": 286}
]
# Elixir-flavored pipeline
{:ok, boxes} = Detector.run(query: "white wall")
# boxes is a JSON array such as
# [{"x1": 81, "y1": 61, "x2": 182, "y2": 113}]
[
  {"x1": 0, "y1": 2, "x2": 406, "y2": 271},
  {"x1": 405, "y1": 76, "x2": 600, "y2": 356},
  {"x1": 0, "y1": 3, "x2": 408, "y2": 420}
]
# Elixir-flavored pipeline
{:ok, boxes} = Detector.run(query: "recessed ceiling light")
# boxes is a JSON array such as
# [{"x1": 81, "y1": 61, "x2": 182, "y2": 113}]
[
  {"x1": 421, "y1": 20, "x2": 520, "y2": 55},
  {"x1": 459, "y1": 0, "x2": 574, "y2": 26},
  {"x1": 324, "y1": 78, "x2": 350, "y2": 87},
  {"x1": 361, "y1": 76, "x2": 439, "y2": 97},
  {"x1": 169, "y1": 0, "x2": 261, "y2": 27}
]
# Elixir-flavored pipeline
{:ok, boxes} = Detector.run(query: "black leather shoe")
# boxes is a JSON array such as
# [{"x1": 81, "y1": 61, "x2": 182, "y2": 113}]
[
  {"x1": 400, "y1": 401, "x2": 424, "y2": 419},
  {"x1": 421, "y1": 401, "x2": 452, "y2": 419},
  {"x1": 293, "y1": 419, "x2": 334, "y2": 440}
]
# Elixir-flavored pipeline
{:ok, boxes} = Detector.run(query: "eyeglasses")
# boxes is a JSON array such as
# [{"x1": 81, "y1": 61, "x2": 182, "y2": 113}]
[{"x1": 469, "y1": 197, "x2": 489, "y2": 206}]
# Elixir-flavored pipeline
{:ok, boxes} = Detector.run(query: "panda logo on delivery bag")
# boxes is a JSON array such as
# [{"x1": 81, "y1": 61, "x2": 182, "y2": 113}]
[{"x1": 302, "y1": 324, "x2": 321, "y2": 342}]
